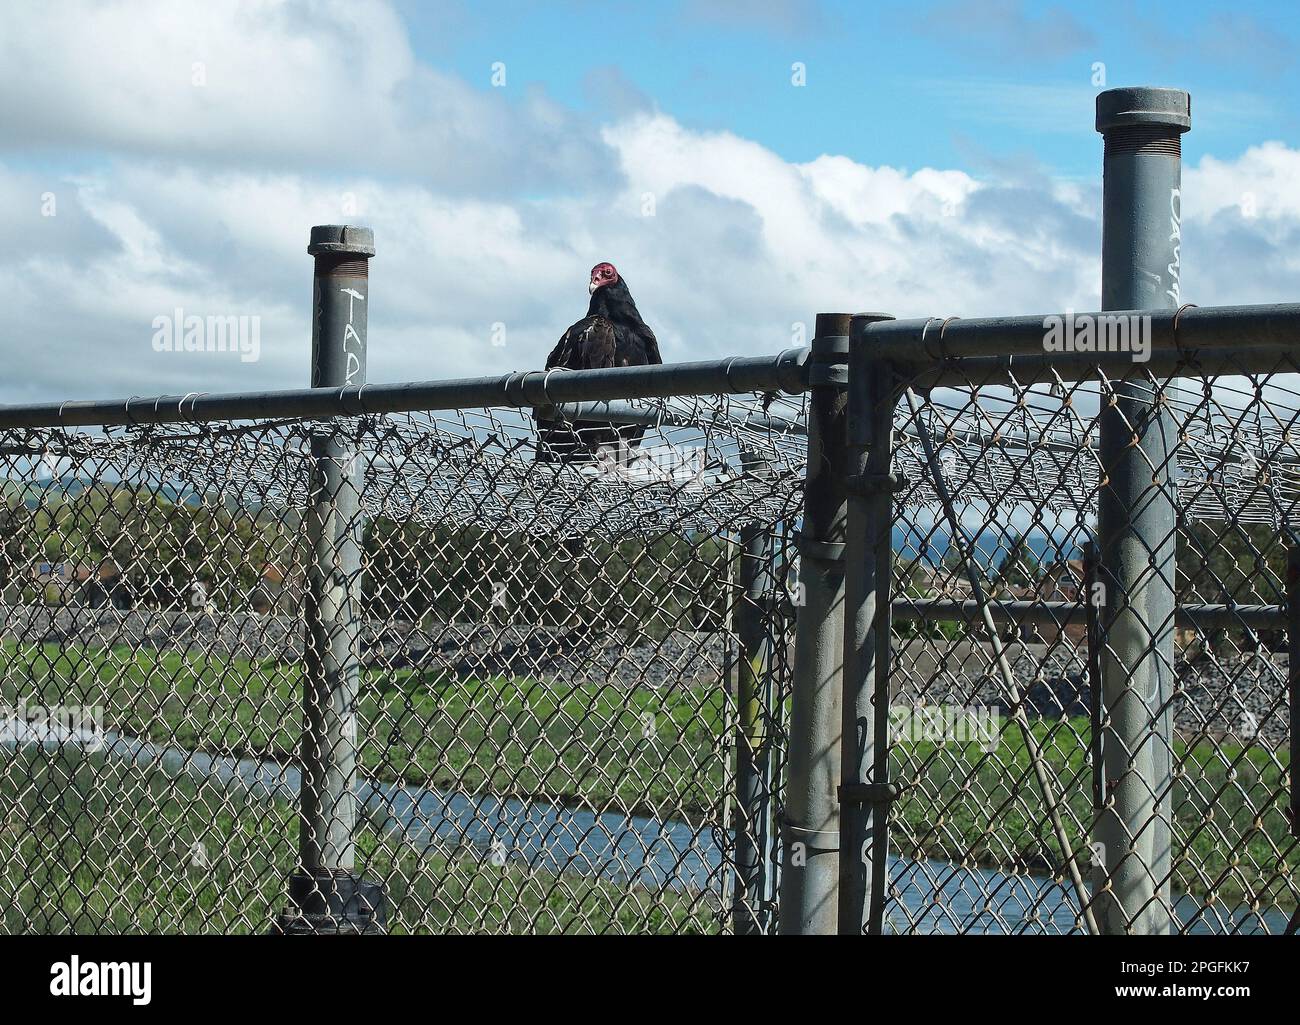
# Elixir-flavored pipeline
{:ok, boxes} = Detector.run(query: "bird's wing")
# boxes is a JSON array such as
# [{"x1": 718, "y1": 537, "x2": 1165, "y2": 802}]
[
  {"x1": 611, "y1": 322, "x2": 661, "y2": 367},
  {"x1": 578, "y1": 318, "x2": 617, "y2": 369},
  {"x1": 545, "y1": 316, "x2": 616, "y2": 369},
  {"x1": 545, "y1": 321, "x2": 580, "y2": 369},
  {"x1": 637, "y1": 322, "x2": 662, "y2": 365}
]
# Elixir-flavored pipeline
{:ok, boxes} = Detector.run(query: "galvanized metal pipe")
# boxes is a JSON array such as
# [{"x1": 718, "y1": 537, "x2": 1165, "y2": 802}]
[
  {"x1": 861, "y1": 303, "x2": 1300, "y2": 362},
  {"x1": 0, "y1": 350, "x2": 809, "y2": 429},
  {"x1": 1093, "y1": 86, "x2": 1189, "y2": 935},
  {"x1": 891, "y1": 598, "x2": 1286, "y2": 630},
  {"x1": 296, "y1": 225, "x2": 372, "y2": 928},
  {"x1": 779, "y1": 314, "x2": 850, "y2": 935},
  {"x1": 839, "y1": 313, "x2": 896, "y2": 934}
]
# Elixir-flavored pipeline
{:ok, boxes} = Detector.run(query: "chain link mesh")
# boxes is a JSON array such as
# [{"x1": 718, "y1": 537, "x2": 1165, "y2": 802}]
[
  {"x1": 884, "y1": 354, "x2": 1299, "y2": 934},
  {"x1": 0, "y1": 394, "x2": 803, "y2": 934},
  {"x1": 3, "y1": 351, "x2": 1297, "y2": 934}
]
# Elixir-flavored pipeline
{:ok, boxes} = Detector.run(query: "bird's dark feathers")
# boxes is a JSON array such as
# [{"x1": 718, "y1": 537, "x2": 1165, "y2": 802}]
[
  {"x1": 545, "y1": 315, "x2": 617, "y2": 371},
  {"x1": 544, "y1": 276, "x2": 661, "y2": 371},
  {"x1": 537, "y1": 272, "x2": 662, "y2": 463}
]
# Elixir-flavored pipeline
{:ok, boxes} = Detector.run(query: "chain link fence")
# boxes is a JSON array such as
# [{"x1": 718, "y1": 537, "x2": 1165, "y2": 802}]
[
  {"x1": 4, "y1": 78, "x2": 1299, "y2": 934},
  {"x1": 6, "y1": 332, "x2": 1297, "y2": 935},
  {"x1": 2, "y1": 327, "x2": 1297, "y2": 936},
  {"x1": 876, "y1": 351, "x2": 1299, "y2": 935},
  {"x1": 0, "y1": 392, "x2": 805, "y2": 934}
]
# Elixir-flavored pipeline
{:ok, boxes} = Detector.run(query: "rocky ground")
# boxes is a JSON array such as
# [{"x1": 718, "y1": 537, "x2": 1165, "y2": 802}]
[
  {"x1": 0, "y1": 605, "x2": 726, "y2": 690},
  {"x1": 893, "y1": 639, "x2": 1290, "y2": 747},
  {"x1": 2, "y1": 605, "x2": 1289, "y2": 745}
]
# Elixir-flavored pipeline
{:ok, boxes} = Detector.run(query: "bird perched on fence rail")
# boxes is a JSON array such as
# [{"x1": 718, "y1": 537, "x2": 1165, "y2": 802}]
[{"x1": 535, "y1": 262, "x2": 662, "y2": 464}]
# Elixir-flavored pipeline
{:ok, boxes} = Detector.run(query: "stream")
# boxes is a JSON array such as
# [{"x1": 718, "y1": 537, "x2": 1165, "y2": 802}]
[{"x1": 3, "y1": 718, "x2": 1290, "y2": 934}]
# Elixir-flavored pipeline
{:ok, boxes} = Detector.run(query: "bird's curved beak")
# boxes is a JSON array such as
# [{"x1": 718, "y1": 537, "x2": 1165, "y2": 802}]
[{"x1": 588, "y1": 278, "x2": 598, "y2": 295}]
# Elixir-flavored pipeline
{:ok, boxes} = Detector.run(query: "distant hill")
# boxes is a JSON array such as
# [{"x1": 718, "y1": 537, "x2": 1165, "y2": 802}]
[
  {"x1": 6, "y1": 475, "x2": 203, "y2": 509},
  {"x1": 893, "y1": 523, "x2": 1082, "y2": 573}
]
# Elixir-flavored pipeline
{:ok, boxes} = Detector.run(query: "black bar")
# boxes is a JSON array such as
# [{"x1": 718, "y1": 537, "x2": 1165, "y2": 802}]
[
  {"x1": 892, "y1": 598, "x2": 1286, "y2": 630},
  {"x1": 0, "y1": 349, "x2": 810, "y2": 429},
  {"x1": 864, "y1": 303, "x2": 1300, "y2": 362}
]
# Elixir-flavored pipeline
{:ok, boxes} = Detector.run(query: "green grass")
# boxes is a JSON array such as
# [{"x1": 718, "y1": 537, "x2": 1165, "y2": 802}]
[
  {"x1": 0, "y1": 749, "x2": 717, "y2": 934},
  {"x1": 4, "y1": 639, "x2": 1296, "y2": 919},
  {"x1": 1, "y1": 640, "x2": 732, "y2": 822},
  {"x1": 891, "y1": 716, "x2": 1298, "y2": 911}
]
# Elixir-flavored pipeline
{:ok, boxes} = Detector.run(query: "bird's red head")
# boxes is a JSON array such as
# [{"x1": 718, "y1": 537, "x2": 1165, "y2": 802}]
[{"x1": 589, "y1": 262, "x2": 619, "y2": 295}]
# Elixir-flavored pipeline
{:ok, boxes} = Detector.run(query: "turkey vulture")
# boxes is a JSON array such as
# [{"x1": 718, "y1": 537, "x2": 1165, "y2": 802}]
[{"x1": 536, "y1": 262, "x2": 662, "y2": 463}]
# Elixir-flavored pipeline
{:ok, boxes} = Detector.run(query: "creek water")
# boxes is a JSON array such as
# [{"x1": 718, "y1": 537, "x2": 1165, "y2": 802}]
[{"x1": 4, "y1": 720, "x2": 1290, "y2": 935}]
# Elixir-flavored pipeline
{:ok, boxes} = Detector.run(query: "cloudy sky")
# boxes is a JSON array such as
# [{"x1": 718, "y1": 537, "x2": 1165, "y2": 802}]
[{"x1": 2, "y1": 0, "x2": 1297, "y2": 403}]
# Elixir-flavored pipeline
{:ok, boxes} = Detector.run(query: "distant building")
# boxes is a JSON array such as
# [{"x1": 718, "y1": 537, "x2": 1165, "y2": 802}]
[
  {"x1": 250, "y1": 561, "x2": 304, "y2": 615},
  {"x1": 30, "y1": 559, "x2": 133, "y2": 609}
]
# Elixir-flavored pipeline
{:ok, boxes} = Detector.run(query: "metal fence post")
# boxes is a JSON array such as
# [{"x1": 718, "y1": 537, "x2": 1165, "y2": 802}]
[
  {"x1": 839, "y1": 313, "x2": 897, "y2": 934},
  {"x1": 778, "y1": 313, "x2": 850, "y2": 935},
  {"x1": 1093, "y1": 88, "x2": 1190, "y2": 935},
  {"x1": 275, "y1": 224, "x2": 383, "y2": 934},
  {"x1": 732, "y1": 449, "x2": 776, "y2": 934}
]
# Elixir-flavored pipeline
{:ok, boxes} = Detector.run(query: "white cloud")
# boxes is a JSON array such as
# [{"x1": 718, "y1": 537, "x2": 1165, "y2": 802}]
[
  {"x1": 1181, "y1": 142, "x2": 1300, "y2": 304},
  {"x1": 1186, "y1": 141, "x2": 1300, "y2": 221},
  {"x1": 1, "y1": 1, "x2": 1296, "y2": 406},
  {"x1": 0, "y1": 0, "x2": 614, "y2": 195}
]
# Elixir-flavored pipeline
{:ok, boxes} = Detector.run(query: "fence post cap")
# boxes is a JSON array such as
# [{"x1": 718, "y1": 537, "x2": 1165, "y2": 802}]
[
  {"x1": 1096, "y1": 87, "x2": 1191, "y2": 134},
  {"x1": 308, "y1": 224, "x2": 376, "y2": 257},
  {"x1": 813, "y1": 313, "x2": 854, "y2": 338}
]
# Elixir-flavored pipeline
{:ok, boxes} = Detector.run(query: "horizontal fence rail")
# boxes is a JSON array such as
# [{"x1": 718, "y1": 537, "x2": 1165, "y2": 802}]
[
  {"x1": 0, "y1": 349, "x2": 809, "y2": 429},
  {"x1": 865, "y1": 304, "x2": 1300, "y2": 362},
  {"x1": 893, "y1": 599, "x2": 1288, "y2": 630}
]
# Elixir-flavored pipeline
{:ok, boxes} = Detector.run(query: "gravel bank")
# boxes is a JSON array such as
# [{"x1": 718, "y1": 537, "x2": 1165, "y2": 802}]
[{"x1": 3, "y1": 606, "x2": 1289, "y2": 743}]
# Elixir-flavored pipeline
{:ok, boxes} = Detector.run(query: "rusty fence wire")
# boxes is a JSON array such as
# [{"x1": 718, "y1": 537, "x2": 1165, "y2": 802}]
[{"x1": 0, "y1": 392, "x2": 804, "y2": 934}]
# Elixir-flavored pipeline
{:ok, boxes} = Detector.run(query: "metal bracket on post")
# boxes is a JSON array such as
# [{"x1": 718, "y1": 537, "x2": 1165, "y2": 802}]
[
  {"x1": 795, "y1": 534, "x2": 846, "y2": 562},
  {"x1": 846, "y1": 472, "x2": 907, "y2": 496},
  {"x1": 838, "y1": 782, "x2": 900, "y2": 805},
  {"x1": 275, "y1": 225, "x2": 386, "y2": 936}
]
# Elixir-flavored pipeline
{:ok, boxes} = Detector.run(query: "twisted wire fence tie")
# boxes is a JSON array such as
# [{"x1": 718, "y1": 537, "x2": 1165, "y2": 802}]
[
  {"x1": 1173, "y1": 303, "x2": 1200, "y2": 365},
  {"x1": 722, "y1": 356, "x2": 740, "y2": 392},
  {"x1": 539, "y1": 368, "x2": 573, "y2": 425},
  {"x1": 919, "y1": 317, "x2": 948, "y2": 364}
]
